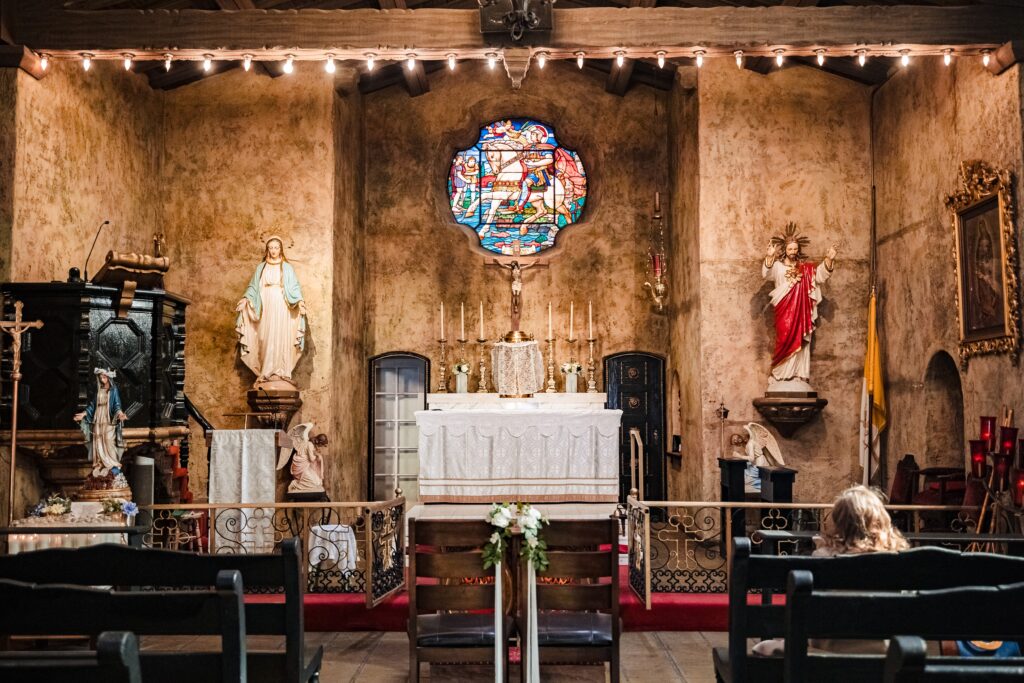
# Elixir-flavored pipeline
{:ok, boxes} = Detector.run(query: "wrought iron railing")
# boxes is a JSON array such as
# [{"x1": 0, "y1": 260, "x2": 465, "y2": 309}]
[
  {"x1": 143, "y1": 497, "x2": 405, "y2": 607},
  {"x1": 625, "y1": 498, "x2": 982, "y2": 601}
]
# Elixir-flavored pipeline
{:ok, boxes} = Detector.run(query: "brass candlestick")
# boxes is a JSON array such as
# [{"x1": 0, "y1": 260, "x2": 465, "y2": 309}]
[
  {"x1": 586, "y1": 338, "x2": 598, "y2": 393},
  {"x1": 476, "y1": 337, "x2": 489, "y2": 393},
  {"x1": 436, "y1": 338, "x2": 449, "y2": 393},
  {"x1": 545, "y1": 337, "x2": 557, "y2": 393}
]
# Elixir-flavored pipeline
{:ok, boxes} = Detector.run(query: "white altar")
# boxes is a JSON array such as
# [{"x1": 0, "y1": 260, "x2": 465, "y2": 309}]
[{"x1": 416, "y1": 393, "x2": 621, "y2": 503}]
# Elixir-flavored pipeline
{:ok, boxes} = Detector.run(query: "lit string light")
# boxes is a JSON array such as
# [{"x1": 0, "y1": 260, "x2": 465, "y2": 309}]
[
  {"x1": 656, "y1": 51, "x2": 666, "y2": 69},
  {"x1": 900, "y1": 50, "x2": 910, "y2": 67},
  {"x1": 325, "y1": 54, "x2": 336, "y2": 73},
  {"x1": 123, "y1": 54, "x2": 133, "y2": 71},
  {"x1": 202, "y1": 54, "x2": 212, "y2": 72},
  {"x1": 39, "y1": 54, "x2": 48, "y2": 71},
  {"x1": 82, "y1": 54, "x2": 92, "y2": 72},
  {"x1": 576, "y1": 52, "x2": 585, "y2": 69},
  {"x1": 943, "y1": 48, "x2": 952, "y2": 66},
  {"x1": 694, "y1": 50, "x2": 704, "y2": 68},
  {"x1": 857, "y1": 49, "x2": 867, "y2": 67},
  {"x1": 615, "y1": 51, "x2": 625, "y2": 67},
  {"x1": 774, "y1": 49, "x2": 784, "y2": 67},
  {"x1": 164, "y1": 53, "x2": 172, "y2": 72},
  {"x1": 982, "y1": 50, "x2": 991, "y2": 67},
  {"x1": 734, "y1": 50, "x2": 744, "y2": 69},
  {"x1": 447, "y1": 54, "x2": 456, "y2": 71},
  {"x1": 283, "y1": 55, "x2": 294, "y2": 74},
  {"x1": 406, "y1": 55, "x2": 416, "y2": 71},
  {"x1": 537, "y1": 52, "x2": 547, "y2": 69},
  {"x1": 366, "y1": 54, "x2": 376, "y2": 71},
  {"x1": 243, "y1": 54, "x2": 252, "y2": 72},
  {"x1": 815, "y1": 49, "x2": 825, "y2": 66},
  {"x1": 487, "y1": 53, "x2": 497, "y2": 69}
]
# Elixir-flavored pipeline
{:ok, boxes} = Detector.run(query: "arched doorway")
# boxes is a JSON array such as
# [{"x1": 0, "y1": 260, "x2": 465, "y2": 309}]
[{"x1": 922, "y1": 351, "x2": 964, "y2": 470}]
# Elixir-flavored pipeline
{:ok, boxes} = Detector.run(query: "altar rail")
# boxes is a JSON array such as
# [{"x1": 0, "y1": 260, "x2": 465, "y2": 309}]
[
  {"x1": 141, "y1": 498, "x2": 405, "y2": 608},
  {"x1": 625, "y1": 497, "x2": 988, "y2": 609}
]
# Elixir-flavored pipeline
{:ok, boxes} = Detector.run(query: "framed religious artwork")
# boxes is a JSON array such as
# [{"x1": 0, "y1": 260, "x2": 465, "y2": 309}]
[{"x1": 945, "y1": 160, "x2": 1019, "y2": 368}]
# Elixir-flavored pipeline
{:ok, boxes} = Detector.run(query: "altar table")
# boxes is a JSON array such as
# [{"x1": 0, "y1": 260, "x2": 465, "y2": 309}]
[{"x1": 416, "y1": 407, "x2": 621, "y2": 503}]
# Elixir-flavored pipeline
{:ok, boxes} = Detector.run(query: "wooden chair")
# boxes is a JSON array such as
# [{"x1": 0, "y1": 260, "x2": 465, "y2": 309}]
[
  {"x1": 0, "y1": 631, "x2": 143, "y2": 683},
  {"x1": 0, "y1": 571, "x2": 246, "y2": 683},
  {"x1": 0, "y1": 538, "x2": 322, "y2": 683},
  {"x1": 519, "y1": 517, "x2": 620, "y2": 683},
  {"x1": 884, "y1": 636, "x2": 1024, "y2": 682},
  {"x1": 407, "y1": 518, "x2": 511, "y2": 683},
  {"x1": 785, "y1": 572, "x2": 1024, "y2": 683},
  {"x1": 714, "y1": 537, "x2": 1024, "y2": 683}
]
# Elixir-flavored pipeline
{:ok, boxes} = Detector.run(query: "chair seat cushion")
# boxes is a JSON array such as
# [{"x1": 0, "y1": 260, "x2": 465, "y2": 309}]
[
  {"x1": 537, "y1": 612, "x2": 613, "y2": 646},
  {"x1": 416, "y1": 613, "x2": 500, "y2": 647}
]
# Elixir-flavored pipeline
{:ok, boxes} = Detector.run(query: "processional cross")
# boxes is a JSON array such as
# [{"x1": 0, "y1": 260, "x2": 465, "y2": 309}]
[{"x1": 3, "y1": 301, "x2": 43, "y2": 523}]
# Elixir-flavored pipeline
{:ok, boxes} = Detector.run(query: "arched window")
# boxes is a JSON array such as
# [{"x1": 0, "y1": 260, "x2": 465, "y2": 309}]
[
  {"x1": 368, "y1": 352, "x2": 429, "y2": 502},
  {"x1": 448, "y1": 118, "x2": 587, "y2": 255}
]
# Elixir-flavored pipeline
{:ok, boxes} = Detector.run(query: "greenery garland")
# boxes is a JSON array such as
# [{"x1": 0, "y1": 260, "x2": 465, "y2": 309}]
[{"x1": 482, "y1": 502, "x2": 550, "y2": 573}]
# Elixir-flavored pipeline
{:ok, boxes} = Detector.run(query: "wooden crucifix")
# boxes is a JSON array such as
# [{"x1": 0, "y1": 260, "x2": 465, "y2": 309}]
[
  {"x1": 3, "y1": 301, "x2": 43, "y2": 524},
  {"x1": 487, "y1": 244, "x2": 548, "y2": 333}
]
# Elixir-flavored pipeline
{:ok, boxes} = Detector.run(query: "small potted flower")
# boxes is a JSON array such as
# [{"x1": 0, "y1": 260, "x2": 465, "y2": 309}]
[
  {"x1": 100, "y1": 497, "x2": 139, "y2": 524},
  {"x1": 453, "y1": 360, "x2": 472, "y2": 394},
  {"x1": 560, "y1": 361, "x2": 583, "y2": 393},
  {"x1": 30, "y1": 493, "x2": 72, "y2": 518}
]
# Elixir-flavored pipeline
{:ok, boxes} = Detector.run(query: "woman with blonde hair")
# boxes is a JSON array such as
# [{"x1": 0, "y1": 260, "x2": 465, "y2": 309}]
[{"x1": 814, "y1": 484, "x2": 909, "y2": 556}]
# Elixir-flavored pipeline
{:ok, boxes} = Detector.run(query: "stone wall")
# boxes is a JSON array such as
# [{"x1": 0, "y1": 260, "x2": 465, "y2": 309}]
[
  {"x1": 0, "y1": 69, "x2": 15, "y2": 282},
  {"x1": 685, "y1": 61, "x2": 874, "y2": 501},
  {"x1": 874, "y1": 59, "x2": 1024, "y2": 476},
  {"x1": 160, "y1": 69, "x2": 340, "y2": 500},
  {"x1": 362, "y1": 62, "x2": 672, "y2": 396}
]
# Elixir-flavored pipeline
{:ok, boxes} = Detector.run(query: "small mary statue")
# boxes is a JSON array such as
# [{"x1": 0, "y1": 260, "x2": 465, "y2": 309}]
[
  {"x1": 235, "y1": 236, "x2": 307, "y2": 390},
  {"x1": 74, "y1": 368, "x2": 127, "y2": 479}
]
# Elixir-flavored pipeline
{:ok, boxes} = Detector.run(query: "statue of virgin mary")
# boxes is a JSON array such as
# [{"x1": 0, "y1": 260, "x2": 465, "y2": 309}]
[{"x1": 235, "y1": 236, "x2": 307, "y2": 389}]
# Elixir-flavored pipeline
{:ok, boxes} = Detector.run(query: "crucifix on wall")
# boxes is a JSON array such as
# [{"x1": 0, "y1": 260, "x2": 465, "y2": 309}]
[{"x1": 487, "y1": 240, "x2": 548, "y2": 334}]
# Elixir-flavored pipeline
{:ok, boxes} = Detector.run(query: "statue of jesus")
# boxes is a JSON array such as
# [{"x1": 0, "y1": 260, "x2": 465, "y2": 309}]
[
  {"x1": 493, "y1": 257, "x2": 539, "y2": 331},
  {"x1": 762, "y1": 224, "x2": 837, "y2": 392}
]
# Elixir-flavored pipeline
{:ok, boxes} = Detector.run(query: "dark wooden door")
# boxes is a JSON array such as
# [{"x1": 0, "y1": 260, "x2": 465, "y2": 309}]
[{"x1": 604, "y1": 352, "x2": 666, "y2": 503}]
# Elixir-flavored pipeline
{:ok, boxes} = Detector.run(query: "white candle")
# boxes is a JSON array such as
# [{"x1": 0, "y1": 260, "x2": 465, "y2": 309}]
[
  {"x1": 9, "y1": 534, "x2": 20, "y2": 555},
  {"x1": 479, "y1": 301, "x2": 484, "y2": 339},
  {"x1": 588, "y1": 301, "x2": 593, "y2": 339},
  {"x1": 548, "y1": 302, "x2": 553, "y2": 339},
  {"x1": 440, "y1": 302, "x2": 445, "y2": 340},
  {"x1": 460, "y1": 302, "x2": 465, "y2": 340},
  {"x1": 569, "y1": 301, "x2": 574, "y2": 340}
]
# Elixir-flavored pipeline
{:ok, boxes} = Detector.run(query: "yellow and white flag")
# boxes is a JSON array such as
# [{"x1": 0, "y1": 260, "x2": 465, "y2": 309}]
[{"x1": 859, "y1": 289, "x2": 887, "y2": 486}]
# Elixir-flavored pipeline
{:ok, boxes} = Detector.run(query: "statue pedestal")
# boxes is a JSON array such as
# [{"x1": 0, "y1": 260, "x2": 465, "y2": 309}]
[
  {"x1": 286, "y1": 490, "x2": 329, "y2": 503},
  {"x1": 752, "y1": 392, "x2": 827, "y2": 438},
  {"x1": 246, "y1": 388, "x2": 302, "y2": 429}
]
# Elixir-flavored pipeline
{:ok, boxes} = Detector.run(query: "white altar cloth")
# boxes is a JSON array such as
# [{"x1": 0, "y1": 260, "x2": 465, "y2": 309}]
[{"x1": 415, "y1": 408, "x2": 621, "y2": 503}]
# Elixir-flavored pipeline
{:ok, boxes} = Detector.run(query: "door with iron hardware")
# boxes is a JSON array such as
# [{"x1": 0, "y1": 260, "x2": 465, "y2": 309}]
[{"x1": 604, "y1": 352, "x2": 666, "y2": 503}]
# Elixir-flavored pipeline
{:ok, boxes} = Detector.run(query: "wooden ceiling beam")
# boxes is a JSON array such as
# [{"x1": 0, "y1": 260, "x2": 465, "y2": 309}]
[
  {"x1": 145, "y1": 58, "x2": 238, "y2": 89},
  {"x1": 987, "y1": 40, "x2": 1023, "y2": 76},
  {"x1": 8, "y1": 3, "x2": 1023, "y2": 59},
  {"x1": 605, "y1": 57, "x2": 634, "y2": 96},
  {"x1": 0, "y1": 44, "x2": 45, "y2": 78},
  {"x1": 377, "y1": 0, "x2": 431, "y2": 96}
]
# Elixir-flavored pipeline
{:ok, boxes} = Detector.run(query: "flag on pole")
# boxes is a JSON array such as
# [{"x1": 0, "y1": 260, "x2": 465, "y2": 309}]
[{"x1": 859, "y1": 288, "x2": 887, "y2": 486}]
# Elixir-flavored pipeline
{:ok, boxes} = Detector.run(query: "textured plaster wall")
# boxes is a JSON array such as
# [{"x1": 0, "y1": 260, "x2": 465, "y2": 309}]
[
  {"x1": 667, "y1": 74, "x2": 703, "y2": 500},
  {"x1": 690, "y1": 60, "x2": 874, "y2": 501},
  {"x1": 874, "y1": 59, "x2": 1024, "y2": 477},
  {"x1": 11, "y1": 63, "x2": 162, "y2": 281},
  {"x1": 0, "y1": 69, "x2": 14, "y2": 282},
  {"x1": 160, "y1": 70, "x2": 338, "y2": 500},
  {"x1": 331, "y1": 80, "x2": 368, "y2": 502},
  {"x1": 364, "y1": 61, "x2": 671, "y2": 390}
]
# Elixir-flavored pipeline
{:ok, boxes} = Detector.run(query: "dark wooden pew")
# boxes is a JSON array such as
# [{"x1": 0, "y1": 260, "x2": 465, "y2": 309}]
[
  {"x1": 884, "y1": 635, "x2": 1024, "y2": 682},
  {"x1": 757, "y1": 529, "x2": 1024, "y2": 556},
  {"x1": 0, "y1": 630, "x2": 143, "y2": 683},
  {"x1": 785, "y1": 572, "x2": 1024, "y2": 683},
  {"x1": 0, "y1": 538, "x2": 322, "y2": 683},
  {"x1": 714, "y1": 537, "x2": 1024, "y2": 683},
  {"x1": 0, "y1": 571, "x2": 246, "y2": 683}
]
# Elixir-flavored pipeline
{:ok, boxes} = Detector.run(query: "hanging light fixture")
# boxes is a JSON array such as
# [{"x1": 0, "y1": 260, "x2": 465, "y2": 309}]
[
  {"x1": 202, "y1": 54, "x2": 213, "y2": 72},
  {"x1": 576, "y1": 51, "x2": 585, "y2": 69},
  {"x1": 815, "y1": 49, "x2": 826, "y2": 66},
  {"x1": 694, "y1": 50, "x2": 705, "y2": 68},
  {"x1": 365, "y1": 53, "x2": 376, "y2": 71},
  {"x1": 447, "y1": 53, "x2": 456, "y2": 71},
  {"x1": 82, "y1": 54, "x2": 93, "y2": 72},
  {"x1": 734, "y1": 50, "x2": 744, "y2": 69},
  {"x1": 857, "y1": 49, "x2": 867, "y2": 67},
  {"x1": 615, "y1": 50, "x2": 625, "y2": 67},
  {"x1": 325, "y1": 54, "x2": 336, "y2": 73},
  {"x1": 656, "y1": 51, "x2": 666, "y2": 69}
]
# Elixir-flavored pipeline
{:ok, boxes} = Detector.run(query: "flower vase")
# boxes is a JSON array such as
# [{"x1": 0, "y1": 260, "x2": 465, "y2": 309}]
[
  {"x1": 456, "y1": 372, "x2": 469, "y2": 394},
  {"x1": 565, "y1": 373, "x2": 578, "y2": 393}
]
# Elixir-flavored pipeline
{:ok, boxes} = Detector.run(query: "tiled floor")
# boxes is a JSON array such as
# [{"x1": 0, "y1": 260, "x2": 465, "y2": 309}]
[{"x1": 143, "y1": 631, "x2": 723, "y2": 682}]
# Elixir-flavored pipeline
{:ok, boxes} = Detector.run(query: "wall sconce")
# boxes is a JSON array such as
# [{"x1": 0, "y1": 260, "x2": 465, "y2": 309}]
[{"x1": 644, "y1": 192, "x2": 668, "y2": 312}]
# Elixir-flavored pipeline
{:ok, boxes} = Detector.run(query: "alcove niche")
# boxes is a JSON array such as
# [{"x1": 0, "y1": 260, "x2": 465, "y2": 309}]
[{"x1": 922, "y1": 350, "x2": 965, "y2": 470}]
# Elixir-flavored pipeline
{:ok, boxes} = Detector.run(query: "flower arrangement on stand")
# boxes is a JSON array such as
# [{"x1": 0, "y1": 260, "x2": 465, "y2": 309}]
[
  {"x1": 483, "y1": 502, "x2": 550, "y2": 572},
  {"x1": 100, "y1": 498, "x2": 139, "y2": 522},
  {"x1": 453, "y1": 361, "x2": 472, "y2": 394},
  {"x1": 29, "y1": 493, "x2": 72, "y2": 518},
  {"x1": 560, "y1": 361, "x2": 583, "y2": 394}
]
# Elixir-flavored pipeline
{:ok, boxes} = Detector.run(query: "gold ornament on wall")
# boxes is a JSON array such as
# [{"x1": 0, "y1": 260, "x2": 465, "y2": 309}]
[{"x1": 945, "y1": 160, "x2": 1020, "y2": 368}]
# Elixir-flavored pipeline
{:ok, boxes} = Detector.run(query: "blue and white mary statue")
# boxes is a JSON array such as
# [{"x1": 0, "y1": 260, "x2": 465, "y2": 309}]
[{"x1": 235, "y1": 236, "x2": 307, "y2": 390}]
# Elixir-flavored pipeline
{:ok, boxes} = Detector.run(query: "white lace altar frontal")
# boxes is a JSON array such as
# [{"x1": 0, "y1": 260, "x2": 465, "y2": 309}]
[{"x1": 415, "y1": 405, "x2": 622, "y2": 503}]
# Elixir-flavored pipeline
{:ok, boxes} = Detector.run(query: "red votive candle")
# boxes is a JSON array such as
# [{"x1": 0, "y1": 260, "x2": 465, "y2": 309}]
[
  {"x1": 995, "y1": 455, "x2": 1012, "y2": 491},
  {"x1": 981, "y1": 416, "x2": 997, "y2": 451},
  {"x1": 969, "y1": 439, "x2": 988, "y2": 478},
  {"x1": 1015, "y1": 471, "x2": 1024, "y2": 507},
  {"x1": 1001, "y1": 427, "x2": 1019, "y2": 458}
]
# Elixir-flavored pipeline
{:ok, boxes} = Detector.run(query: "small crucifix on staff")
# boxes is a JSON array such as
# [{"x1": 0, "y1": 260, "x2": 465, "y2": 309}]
[
  {"x1": 3, "y1": 301, "x2": 43, "y2": 524},
  {"x1": 486, "y1": 240, "x2": 549, "y2": 333}
]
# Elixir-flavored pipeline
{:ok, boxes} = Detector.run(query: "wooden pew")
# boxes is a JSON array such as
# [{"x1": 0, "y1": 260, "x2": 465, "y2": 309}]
[
  {"x1": 757, "y1": 529, "x2": 1024, "y2": 556},
  {"x1": 0, "y1": 538, "x2": 322, "y2": 683},
  {"x1": 0, "y1": 631, "x2": 143, "y2": 683},
  {"x1": 884, "y1": 636, "x2": 1024, "y2": 682},
  {"x1": 785, "y1": 572, "x2": 1024, "y2": 683},
  {"x1": 714, "y1": 537, "x2": 1024, "y2": 683},
  {"x1": 0, "y1": 571, "x2": 246, "y2": 683}
]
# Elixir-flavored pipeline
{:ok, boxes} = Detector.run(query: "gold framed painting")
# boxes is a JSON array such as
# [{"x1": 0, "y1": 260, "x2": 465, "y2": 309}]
[{"x1": 945, "y1": 161, "x2": 1019, "y2": 367}]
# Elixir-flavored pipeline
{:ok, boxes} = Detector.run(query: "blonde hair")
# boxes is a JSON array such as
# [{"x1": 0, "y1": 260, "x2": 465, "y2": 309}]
[{"x1": 818, "y1": 485, "x2": 909, "y2": 554}]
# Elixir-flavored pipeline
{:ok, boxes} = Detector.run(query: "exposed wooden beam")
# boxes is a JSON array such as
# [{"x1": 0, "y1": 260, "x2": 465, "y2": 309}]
[
  {"x1": 0, "y1": 44, "x2": 45, "y2": 78},
  {"x1": 0, "y1": 0, "x2": 13, "y2": 44},
  {"x1": 145, "y1": 58, "x2": 238, "y2": 89},
  {"x1": 987, "y1": 40, "x2": 1023, "y2": 76},
  {"x1": 791, "y1": 55, "x2": 892, "y2": 86},
  {"x1": 8, "y1": 3, "x2": 1023, "y2": 61},
  {"x1": 605, "y1": 57, "x2": 634, "y2": 96},
  {"x1": 401, "y1": 57, "x2": 429, "y2": 96}
]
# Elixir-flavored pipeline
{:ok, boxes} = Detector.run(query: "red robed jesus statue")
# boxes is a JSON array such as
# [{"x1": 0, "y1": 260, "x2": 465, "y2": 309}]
[{"x1": 762, "y1": 223, "x2": 838, "y2": 394}]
